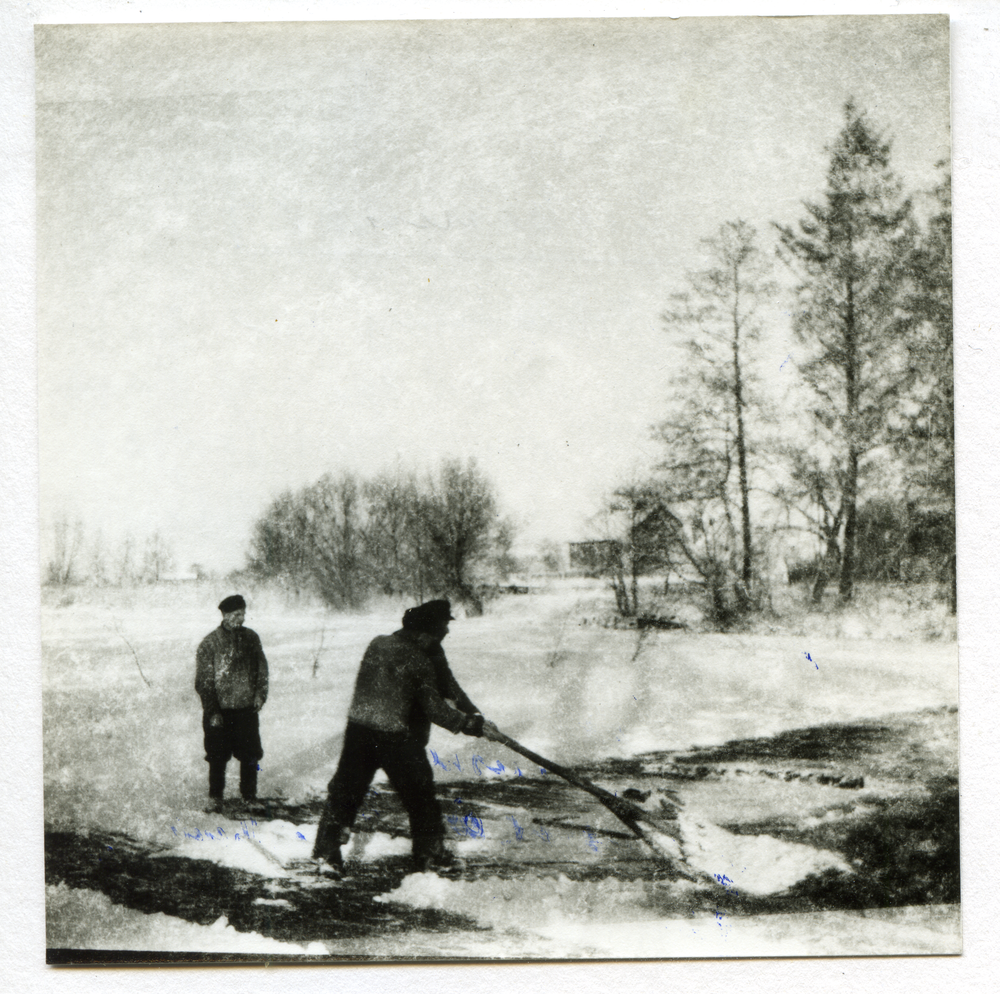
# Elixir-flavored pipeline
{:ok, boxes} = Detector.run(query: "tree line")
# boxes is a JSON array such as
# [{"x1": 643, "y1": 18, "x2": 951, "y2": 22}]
[
  {"x1": 598, "y1": 103, "x2": 954, "y2": 622},
  {"x1": 43, "y1": 516, "x2": 179, "y2": 587},
  {"x1": 246, "y1": 458, "x2": 515, "y2": 614},
  {"x1": 45, "y1": 104, "x2": 952, "y2": 627}
]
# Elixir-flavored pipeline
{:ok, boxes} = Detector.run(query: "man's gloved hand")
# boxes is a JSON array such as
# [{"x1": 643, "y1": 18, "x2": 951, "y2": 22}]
[
  {"x1": 253, "y1": 696, "x2": 265, "y2": 712},
  {"x1": 209, "y1": 713, "x2": 224, "y2": 728},
  {"x1": 462, "y1": 713, "x2": 485, "y2": 737},
  {"x1": 461, "y1": 714, "x2": 504, "y2": 741}
]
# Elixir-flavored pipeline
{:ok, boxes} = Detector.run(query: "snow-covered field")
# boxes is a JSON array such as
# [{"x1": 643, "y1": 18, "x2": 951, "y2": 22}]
[{"x1": 42, "y1": 581, "x2": 961, "y2": 960}]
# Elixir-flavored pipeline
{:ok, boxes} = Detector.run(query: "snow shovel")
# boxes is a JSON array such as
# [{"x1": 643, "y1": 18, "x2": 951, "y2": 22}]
[
  {"x1": 491, "y1": 729, "x2": 691, "y2": 869},
  {"x1": 489, "y1": 731, "x2": 859, "y2": 895}
]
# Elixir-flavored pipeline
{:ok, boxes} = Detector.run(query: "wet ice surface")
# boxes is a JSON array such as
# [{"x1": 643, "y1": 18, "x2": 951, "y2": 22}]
[{"x1": 42, "y1": 587, "x2": 960, "y2": 958}]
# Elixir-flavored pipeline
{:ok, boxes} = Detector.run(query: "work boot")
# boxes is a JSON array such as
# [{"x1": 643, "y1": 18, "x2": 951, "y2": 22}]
[
  {"x1": 312, "y1": 804, "x2": 350, "y2": 865},
  {"x1": 314, "y1": 854, "x2": 344, "y2": 879},
  {"x1": 412, "y1": 839, "x2": 465, "y2": 877}
]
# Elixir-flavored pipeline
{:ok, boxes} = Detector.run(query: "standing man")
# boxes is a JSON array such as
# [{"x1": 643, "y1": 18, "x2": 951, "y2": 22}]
[
  {"x1": 195, "y1": 595, "x2": 269, "y2": 813},
  {"x1": 313, "y1": 599, "x2": 501, "y2": 875}
]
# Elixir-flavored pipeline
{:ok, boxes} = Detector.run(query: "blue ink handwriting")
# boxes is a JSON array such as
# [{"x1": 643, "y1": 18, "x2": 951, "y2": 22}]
[
  {"x1": 433, "y1": 752, "x2": 538, "y2": 778},
  {"x1": 170, "y1": 819, "x2": 257, "y2": 842},
  {"x1": 446, "y1": 812, "x2": 485, "y2": 838}
]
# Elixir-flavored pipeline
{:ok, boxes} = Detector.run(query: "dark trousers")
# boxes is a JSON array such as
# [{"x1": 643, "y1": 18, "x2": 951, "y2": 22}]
[
  {"x1": 203, "y1": 708, "x2": 263, "y2": 799},
  {"x1": 321, "y1": 720, "x2": 444, "y2": 858}
]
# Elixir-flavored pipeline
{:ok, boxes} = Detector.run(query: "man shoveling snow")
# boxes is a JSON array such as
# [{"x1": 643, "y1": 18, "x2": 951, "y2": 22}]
[{"x1": 312, "y1": 599, "x2": 503, "y2": 876}]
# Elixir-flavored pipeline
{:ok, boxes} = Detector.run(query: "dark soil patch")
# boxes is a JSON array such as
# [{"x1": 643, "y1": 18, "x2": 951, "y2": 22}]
[
  {"x1": 672, "y1": 706, "x2": 957, "y2": 781},
  {"x1": 45, "y1": 827, "x2": 484, "y2": 957},
  {"x1": 736, "y1": 780, "x2": 961, "y2": 910}
]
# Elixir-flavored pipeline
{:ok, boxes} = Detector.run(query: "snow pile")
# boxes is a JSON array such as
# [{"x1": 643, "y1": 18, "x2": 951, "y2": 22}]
[
  {"x1": 46, "y1": 884, "x2": 325, "y2": 955},
  {"x1": 348, "y1": 830, "x2": 412, "y2": 861},
  {"x1": 375, "y1": 872, "x2": 456, "y2": 909},
  {"x1": 155, "y1": 822, "x2": 424, "y2": 885},
  {"x1": 675, "y1": 811, "x2": 852, "y2": 896},
  {"x1": 628, "y1": 786, "x2": 852, "y2": 895}
]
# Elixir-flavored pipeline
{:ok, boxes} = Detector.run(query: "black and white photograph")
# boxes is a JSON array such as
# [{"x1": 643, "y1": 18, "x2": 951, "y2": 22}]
[{"x1": 29, "y1": 7, "x2": 966, "y2": 967}]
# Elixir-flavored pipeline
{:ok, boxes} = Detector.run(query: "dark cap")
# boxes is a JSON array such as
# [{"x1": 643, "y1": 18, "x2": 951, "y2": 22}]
[
  {"x1": 218, "y1": 594, "x2": 246, "y2": 613},
  {"x1": 402, "y1": 599, "x2": 454, "y2": 632}
]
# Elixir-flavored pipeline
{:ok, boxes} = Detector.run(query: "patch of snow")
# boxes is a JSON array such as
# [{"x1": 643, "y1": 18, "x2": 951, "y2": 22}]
[
  {"x1": 375, "y1": 870, "x2": 683, "y2": 932},
  {"x1": 46, "y1": 884, "x2": 320, "y2": 954},
  {"x1": 156, "y1": 834, "x2": 286, "y2": 877},
  {"x1": 350, "y1": 831, "x2": 412, "y2": 860},
  {"x1": 675, "y1": 811, "x2": 853, "y2": 896}
]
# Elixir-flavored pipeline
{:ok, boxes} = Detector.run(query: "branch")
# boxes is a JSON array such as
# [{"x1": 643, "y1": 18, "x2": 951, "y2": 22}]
[
  {"x1": 311, "y1": 626, "x2": 326, "y2": 679},
  {"x1": 111, "y1": 617, "x2": 152, "y2": 689}
]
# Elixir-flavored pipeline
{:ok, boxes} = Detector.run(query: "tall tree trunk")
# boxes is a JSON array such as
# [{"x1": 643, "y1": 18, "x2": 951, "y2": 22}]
[
  {"x1": 733, "y1": 308, "x2": 753, "y2": 591},
  {"x1": 811, "y1": 531, "x2": 840, "y2": 604},
  {"x1": 839, "y1": 447, "x2": 858, "y2": 602},
  {"x1": 839, "y1": 276, "x2": 859, "y2": 603}
]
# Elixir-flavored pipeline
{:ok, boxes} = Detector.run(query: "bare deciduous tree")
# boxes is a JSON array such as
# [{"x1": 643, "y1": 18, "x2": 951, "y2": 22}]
[
  {"x1": 414, "y1": 458, "x2": 501, "y2": 616},
  {"x1": 140, "y1": 530, "x2": 174, "y2": 584},
  {"x1": 597, "y1": 484, "x2": 680, "y2": 618},
  {"x1": 44, "y1": 514, "x2": 85, "y2": 587},
  {"x1": 657, "y1": 219, "x2": 774, "y2": 602},
  {"x1": 247, "y1": 459, "x2": 514, "y2": 611},
  {"x1": 363, "y1": 468, "x2": 422, "y2": 597}
]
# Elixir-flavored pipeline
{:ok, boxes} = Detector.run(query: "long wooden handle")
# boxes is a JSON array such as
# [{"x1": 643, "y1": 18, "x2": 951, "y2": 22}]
[
  {"x1": 492, "y1": 730, "x2": 653, "y2": 829},
  {"x1": 490, "y1": 729, "x2": 690, "y2": 868}
]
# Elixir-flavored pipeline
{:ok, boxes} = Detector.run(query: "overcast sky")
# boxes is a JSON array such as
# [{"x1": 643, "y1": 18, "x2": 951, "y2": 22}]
[{"x1": 35, "y1": 14, "x2": 950, "y2": 572}]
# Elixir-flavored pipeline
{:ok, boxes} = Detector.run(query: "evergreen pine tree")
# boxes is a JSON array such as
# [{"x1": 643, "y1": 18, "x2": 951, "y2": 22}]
[{"x1": 776, "y1": 102, "x2": 916, "y2": 602}]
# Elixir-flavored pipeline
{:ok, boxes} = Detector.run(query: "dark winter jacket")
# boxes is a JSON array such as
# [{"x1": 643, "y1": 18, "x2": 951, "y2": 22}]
[
  {"x1": 195, "y1": 625, "x2": 269, "y2": 717},
  {"x1": 346, "y1": 629, "x2": 481, "y2": 744}
]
